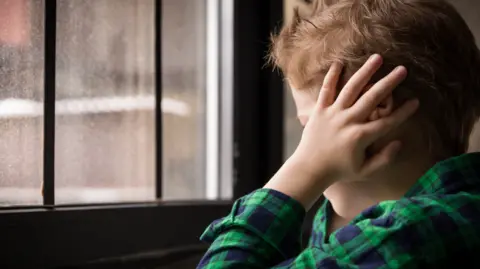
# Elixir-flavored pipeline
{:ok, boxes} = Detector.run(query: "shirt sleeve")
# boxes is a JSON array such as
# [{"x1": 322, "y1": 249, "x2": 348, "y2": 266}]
[
  {"x1": 197, "y1": 189, "x2": 306, "y2": 268},
  {"x1": 197, "y1": 190, "x2": 478, "y2": 269}
]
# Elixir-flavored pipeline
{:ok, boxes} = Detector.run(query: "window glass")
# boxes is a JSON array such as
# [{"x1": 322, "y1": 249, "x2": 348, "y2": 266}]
[
  {"x1": 161, "y1": 0, "x2": 208, "y2": 200},
  {"x1": 0, "y1": 0, "x2": 44, "y2": 205},
  {"x1": 55, "y1": 0, "x2": 156, "y2": 204},
  {"x1": 0, "y1": 0, "x2": 229, "y2": 205},
  {"x1": 55, "y1": 0, "x2": 211, "y2": 204}
]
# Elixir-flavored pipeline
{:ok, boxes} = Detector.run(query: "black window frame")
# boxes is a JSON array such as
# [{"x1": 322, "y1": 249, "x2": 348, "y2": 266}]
[{"x1": 0, "y1": 0, "x2": 284, "y2": 268}]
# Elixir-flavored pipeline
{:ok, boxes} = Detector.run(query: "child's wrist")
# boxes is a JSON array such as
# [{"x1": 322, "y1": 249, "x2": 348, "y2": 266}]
[
  {"x1": 288, "y1": 153, "x2": 337, "y2": 186},
  {"x1": 263, "y1": 155, "x2": 335, "y2": 210}
]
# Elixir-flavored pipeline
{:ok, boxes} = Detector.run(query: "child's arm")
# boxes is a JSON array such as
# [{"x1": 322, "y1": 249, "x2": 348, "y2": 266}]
[
  {"x1": 197, "y1": 55, "x2": 419, "y2": 268},
  {"x1": 198, "y1": 187, "x2": 471, "y2": 268}
]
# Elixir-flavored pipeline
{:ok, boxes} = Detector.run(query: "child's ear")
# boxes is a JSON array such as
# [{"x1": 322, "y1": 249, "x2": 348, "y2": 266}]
[{"x1": 368, "y1": 94, "x2": 393, "y2": 121}]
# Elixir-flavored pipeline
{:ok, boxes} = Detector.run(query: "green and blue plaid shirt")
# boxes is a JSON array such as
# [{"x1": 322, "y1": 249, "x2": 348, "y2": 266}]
[{"x1": 198, "y1": 153, "x2": 480, "y2": 268}]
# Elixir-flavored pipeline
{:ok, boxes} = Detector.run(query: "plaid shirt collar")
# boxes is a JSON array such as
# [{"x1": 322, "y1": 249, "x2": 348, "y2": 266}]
[
  {"x1": 316, "y1": 152, "x2": 480, "y2": 244},
  {"x1": 404, "y1": 152, "x2": 480, "y2": 197}
]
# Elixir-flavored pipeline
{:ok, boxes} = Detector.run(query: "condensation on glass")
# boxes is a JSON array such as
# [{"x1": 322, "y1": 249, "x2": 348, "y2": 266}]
[
  {"x1": 54, "y1": 0, "x2": 208, "y2": 204},
  {"x1": 161, "y1": 0, "x2": 207, "y2": 200},
  {"x1": 0, "y1": 0, "x2": 44, "y2": 205},
  {"x1": 0, "y1": 0, "x2": 224, "y2": 205},
  {"x1": 55, "y1": 0, "x2": 156, "y2": 204}
]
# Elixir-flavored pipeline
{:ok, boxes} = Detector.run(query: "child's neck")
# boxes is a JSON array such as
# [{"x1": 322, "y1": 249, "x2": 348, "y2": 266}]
[
  {"x1": 324, "y1": 155, "x2": 434, "y2": 226},
  {"x1": 324, "y1": 181, "x2": 403, "y2": 224}
]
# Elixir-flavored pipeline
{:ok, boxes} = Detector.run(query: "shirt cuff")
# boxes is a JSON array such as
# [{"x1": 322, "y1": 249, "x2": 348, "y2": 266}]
[{"x1": 200, "y1": 188, "x2": 306, "y2": 259}]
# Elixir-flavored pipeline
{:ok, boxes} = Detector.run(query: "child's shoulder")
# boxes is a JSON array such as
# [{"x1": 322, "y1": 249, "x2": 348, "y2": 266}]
[{"x1": 390, "y1": 192, "x2": 480, "y2": 226}]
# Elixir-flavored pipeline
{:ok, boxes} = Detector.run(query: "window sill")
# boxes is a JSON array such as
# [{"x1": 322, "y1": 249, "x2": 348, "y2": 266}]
[{"x1": 0, "y1": 201, "x2": 232, "y2": 269}]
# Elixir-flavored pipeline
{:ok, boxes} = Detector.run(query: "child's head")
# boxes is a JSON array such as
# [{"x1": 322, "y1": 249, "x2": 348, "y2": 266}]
[{"x1": 271, "y1": 0, "x2": 480, "y2": 161}]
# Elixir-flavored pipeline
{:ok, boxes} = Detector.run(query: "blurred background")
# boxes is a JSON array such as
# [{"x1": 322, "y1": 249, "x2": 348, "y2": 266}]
[
  {"x1": 0, "y1": 0, "x2": 479, "y2": 268},
  {"x1": 0, "y1": 0, "x2": 209, "y2": 204}
]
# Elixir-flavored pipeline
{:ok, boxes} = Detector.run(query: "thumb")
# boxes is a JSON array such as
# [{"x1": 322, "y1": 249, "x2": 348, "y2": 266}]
[{"x1": 360, "y1": 140, "x2": 402, "y2": 176}]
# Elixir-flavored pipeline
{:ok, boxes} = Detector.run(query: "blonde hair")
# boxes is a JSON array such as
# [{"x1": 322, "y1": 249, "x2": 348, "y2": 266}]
[{"x1": 270, "y1": 0, "x2": 480, "y2": 159}]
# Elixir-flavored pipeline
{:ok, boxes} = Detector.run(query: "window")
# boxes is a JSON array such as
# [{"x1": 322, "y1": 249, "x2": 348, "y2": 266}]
[
  {"x1": 0, "y1": 0, "x2": 44, "y2": 205},
  {"x1": 55, "y1": 0, "x2": 156, "y2": 204},
  {"x1": 1, "y1": 1, "x2": 283, "y2": 268},
  {"x1": 0, "y1": 0, "x2": 233, "y2": 205}
]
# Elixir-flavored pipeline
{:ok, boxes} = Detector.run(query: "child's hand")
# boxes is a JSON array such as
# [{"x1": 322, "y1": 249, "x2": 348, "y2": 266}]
[
  {"x1": 265, "y1": 54, "x2": 419, "y2": 209},
  {"x1": 291, "y1": 54, "x2": 419, "y2": 185}
]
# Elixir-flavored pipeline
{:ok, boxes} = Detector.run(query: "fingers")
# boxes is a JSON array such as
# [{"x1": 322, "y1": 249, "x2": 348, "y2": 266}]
[
  {"x1": 316, "y1": 62, "x2": 343, "y2": 108},
  {"x1": 362, "y1": 99, "x2": 420, "y2": 145},
  {"x1": 350, "y1": 66, "x2": 408, "y2": 120},
  {"x1": 335, "y1": 54, "x2": 383, "y2": 108},
  {"x1": 360, "y1": 140, "x2": 402, "y2": 176}
]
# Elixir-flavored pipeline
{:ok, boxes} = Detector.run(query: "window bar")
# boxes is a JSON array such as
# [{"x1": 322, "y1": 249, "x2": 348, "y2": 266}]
[
  {"x1": 43, "y1": 0, "x2": 57, "y2": 206},
  {"x1": 206, "y1": 0, "x2": 221, "y2": 200},
  {"x1": 155, "y1": 0, "x2": 163, "y2": 199},
  {"x1": 219, "y1": 0, "x2": 234, "y2": 199}
]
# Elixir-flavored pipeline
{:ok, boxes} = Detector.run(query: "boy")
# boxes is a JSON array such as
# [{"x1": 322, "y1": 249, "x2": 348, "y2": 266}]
[{"x1": 197, "y1": 0, "x2": 480, "y2": 268}]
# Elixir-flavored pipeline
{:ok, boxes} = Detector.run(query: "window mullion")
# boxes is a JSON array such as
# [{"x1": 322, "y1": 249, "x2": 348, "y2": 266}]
[
  {"x1": 155, "y1": 0, "x2": 163, "y2": 199},
  {"x1": 43, "y1": 0, "x2": 57, "y2": 206}
]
